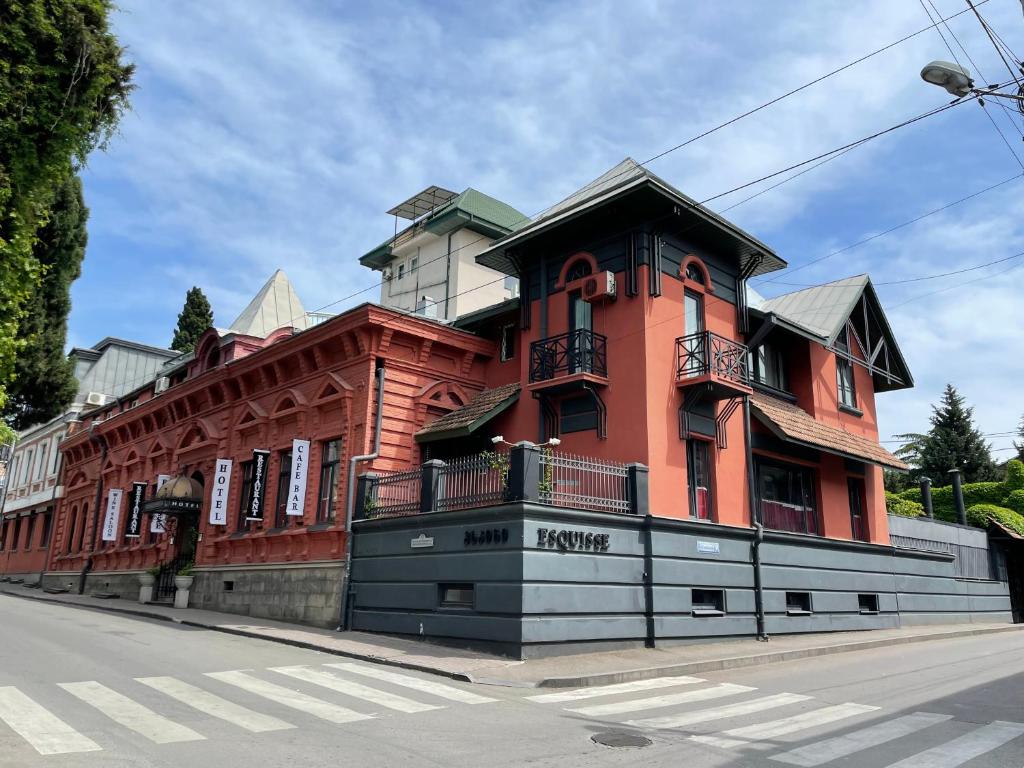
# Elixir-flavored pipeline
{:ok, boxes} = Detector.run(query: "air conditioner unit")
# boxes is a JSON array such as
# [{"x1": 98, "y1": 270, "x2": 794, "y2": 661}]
[
  {"x1": 154, "y1": 377, "x2": 170, "y2": 394},
  {"x1": 582, "y1": 271, "x2": 617, "y2": 303},
  {"x1": 85, "y1": 392, "x2": 107, "y2": 406},
  {"x1": 382, "y1": 267, "x2": 393, "y2": 281}
]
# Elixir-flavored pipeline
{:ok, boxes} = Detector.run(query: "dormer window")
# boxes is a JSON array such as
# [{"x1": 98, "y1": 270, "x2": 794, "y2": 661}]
[{"x1": 835, "y1": 328, "x2": 857, "y2": 409}]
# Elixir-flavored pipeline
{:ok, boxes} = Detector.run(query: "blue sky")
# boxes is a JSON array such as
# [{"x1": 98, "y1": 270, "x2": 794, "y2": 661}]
[{"x1": 74, "y1": 0, "x2": 1024, "y2": 456}]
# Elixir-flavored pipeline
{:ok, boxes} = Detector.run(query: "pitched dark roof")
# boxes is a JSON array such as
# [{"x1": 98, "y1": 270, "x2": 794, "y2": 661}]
[
  {"x1": 750, "y1": 391, "x2": 908, "y2": 470},
  {"x1": 415, "y1": 383, "x2": 521, "y2": 443}
]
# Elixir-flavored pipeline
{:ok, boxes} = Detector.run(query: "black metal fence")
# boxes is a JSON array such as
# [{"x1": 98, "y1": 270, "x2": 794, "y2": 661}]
[{"x1": 355, "y1": 444, "x2": 647, "y2": 520}]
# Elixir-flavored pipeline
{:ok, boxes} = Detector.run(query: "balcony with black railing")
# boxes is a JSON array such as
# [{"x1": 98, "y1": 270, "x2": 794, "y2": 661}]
[
  {"x1": 529, "y1": 329, "x2": 608, "y2": 392},
  {"x1": 675, "y1": 330, "x2": 752, "y2": 398}
]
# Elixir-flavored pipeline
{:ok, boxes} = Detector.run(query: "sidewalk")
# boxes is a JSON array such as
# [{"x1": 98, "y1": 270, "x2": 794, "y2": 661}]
[{"x1": 3, "y1": 583, "x2": 1021, "y2": 688}]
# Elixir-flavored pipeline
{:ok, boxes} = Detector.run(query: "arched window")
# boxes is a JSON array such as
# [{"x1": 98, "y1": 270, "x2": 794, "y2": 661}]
[
  {"x1": 685, "y1": 263, "x2": 706, "y2": 285},
  {"x1": 204, "y1": 345, "x2": 221, "y2": 370},
  {"x1": 565, "y1": 259, "x2": 593, "y2": 282}
]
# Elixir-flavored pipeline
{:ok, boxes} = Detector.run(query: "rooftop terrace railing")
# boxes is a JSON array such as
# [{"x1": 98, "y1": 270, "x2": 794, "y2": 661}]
[{"x1": 354, "y1": 444, "x2": 648, "y2": 521}]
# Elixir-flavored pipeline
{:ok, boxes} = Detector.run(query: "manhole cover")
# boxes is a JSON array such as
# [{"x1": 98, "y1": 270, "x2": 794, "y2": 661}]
[{"x1": 592, "y1": 731, "x2": 652, "y2": 748}]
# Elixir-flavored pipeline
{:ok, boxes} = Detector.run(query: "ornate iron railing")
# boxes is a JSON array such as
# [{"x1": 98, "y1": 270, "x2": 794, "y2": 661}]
[
  {"x1": 675, "y1": 330, "x2": 750, "y2": 386},
  {"x1": 538, "y1": 450, "x2": 631, "y2": 514},
  {"x1": 154, "y1": 554, "x2": 189, "y2": 602},
  {"x1": 364, "y1": 468, "x2": 422, "y2": 519},
  {"x1": 436, "y1": 452, "x2": 508, "y2": 511},
  {"x1": 530, "y1": 329, "x2": 608, "y2": 383}
]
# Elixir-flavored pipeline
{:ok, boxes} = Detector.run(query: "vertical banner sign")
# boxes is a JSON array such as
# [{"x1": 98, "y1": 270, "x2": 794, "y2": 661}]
[
  {"x1": 125, "y1": 482, "x2": 147, "y2": 538},
  {"x1": 101, "y1": 488, "x2": 123, "y2": 542},
  {"x1": 288, "y1": 439, "x2": 310, "y2": 517},
  {"x1": 209, "y1": 459, "x2": 233, "y2": 526},
  {"x1": 151, "y1": 474, "x2": 171, "y2": 533},
  {"x1": 246, "y1": 450, "x2": 270, "y2": 522}
]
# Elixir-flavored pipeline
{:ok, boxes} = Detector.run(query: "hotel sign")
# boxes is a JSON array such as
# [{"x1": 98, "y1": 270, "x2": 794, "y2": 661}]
[
  {"x1": 151, "y1": 474, "x2": 170, "y2": 533},
  {"x1": 209, "y1": 459, "x2": 232, "y2": 525}
]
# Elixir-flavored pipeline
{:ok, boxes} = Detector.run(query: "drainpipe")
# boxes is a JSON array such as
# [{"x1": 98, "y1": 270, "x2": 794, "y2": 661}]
[
  {"x1": 443, "y1": 232, "x2": 454, "y2": 320},
  {"x1": 337, "y1": 364, "x2": 386, "y2": 631},
  {"x1": 80, "y1": 425, "x2": 108, "y2": 595},
  {"x1": 743, "y1": 396, "x2": 768, "y2": 641}
]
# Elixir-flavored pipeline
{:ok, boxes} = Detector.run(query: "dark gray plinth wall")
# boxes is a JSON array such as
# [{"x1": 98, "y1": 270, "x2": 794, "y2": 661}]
[{"x1": 350, "y1": 504, "x2": 1013, "y2": 658}]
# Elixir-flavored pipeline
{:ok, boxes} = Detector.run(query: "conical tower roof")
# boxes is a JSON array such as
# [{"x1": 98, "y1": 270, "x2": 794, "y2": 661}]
[{"x1": 229, "y1": 270, "x2": 307, "y2": 337}]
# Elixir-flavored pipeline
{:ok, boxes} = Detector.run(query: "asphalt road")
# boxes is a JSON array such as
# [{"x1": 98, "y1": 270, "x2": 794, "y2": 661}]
[{"x1": 1, "y1": 594, "x2": 1022, "y2": 768}]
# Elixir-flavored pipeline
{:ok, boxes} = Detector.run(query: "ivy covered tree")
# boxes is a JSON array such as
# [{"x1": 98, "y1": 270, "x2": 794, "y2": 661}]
[
  {"x1": 2, "y1": 173, "x2": 86, "y2": 430},
  {"x1": 171, "y1": 288, "x2": 213, "y2": 353},
  {"x1": 0, "y1": 0, "x2": 134, "y2": 441},
  {"x1": 918, "y1": 384, "x2": 997, "y2": 485}
]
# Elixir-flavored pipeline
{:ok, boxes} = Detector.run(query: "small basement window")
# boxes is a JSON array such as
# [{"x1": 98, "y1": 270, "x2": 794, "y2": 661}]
[
  {"x1": 786, "y1": 591, "x2": 812, "y2": 615},
  {"x1": 223, "y1": 580, "x2": 234, "y2": 592},
  {"x1": 439, "y1": 583, "x2": 474, "y2": 609},
  {"x1": 858, "y1": 593, "x2": 879, "y2": 614},
  {"x1": 691, "y1": 588, "x2": 725, "y2": 616}
]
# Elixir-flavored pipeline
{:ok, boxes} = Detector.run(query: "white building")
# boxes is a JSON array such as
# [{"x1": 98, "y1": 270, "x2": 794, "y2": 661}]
[{"x1": 359, "y1": 186, "x2": 528, "y2": 321}]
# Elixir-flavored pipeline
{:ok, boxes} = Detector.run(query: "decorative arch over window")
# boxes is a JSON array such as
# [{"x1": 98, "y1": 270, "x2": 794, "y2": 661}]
[
  {"x1": 67, "y1": 470, "x2": 90, "y2": 489},
  {"x1": 679, "y1": 255, "x2": 713, "y2": 293},
  {"x1": 313, "y1": 372, "x2": 354, "y2": 405},
  {"x1": 233, "y1": 401, "x2": 268, "y2": 429},
  {"x1": 194, "y1": 329, "x2": 223, "y2": 374},
  {"x1": 414, "y1": 381, "x2": 469, "y2": 426},
  {"x1": 177, "y1": 423, "x2": 208, "y2": 450},
  {"x1": 555, "y1": 251, "x2": 600, "y2": 290},
  {"x1": 272, "y1": 388, "x2": 307, "y2": 415}
]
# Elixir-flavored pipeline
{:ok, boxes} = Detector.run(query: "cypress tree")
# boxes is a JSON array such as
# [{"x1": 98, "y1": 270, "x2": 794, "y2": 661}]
[
  {"x1": 918, "y1": 384, "x2": 997, "y2": 485},
  {"x1": 1015, "y1": 414, "x2": 1024, "y2": 462},
  {"x1": 170, "y1": 287, "x2": 213, "y2": 353},
  {"x1": 2, "y1": 173, "x2": 86, "y2": 430}
]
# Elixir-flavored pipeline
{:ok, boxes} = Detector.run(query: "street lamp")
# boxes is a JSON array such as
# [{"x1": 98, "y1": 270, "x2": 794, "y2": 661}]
[{"x1": 920, "y1": 60, "x2": 974, "y2": 97}]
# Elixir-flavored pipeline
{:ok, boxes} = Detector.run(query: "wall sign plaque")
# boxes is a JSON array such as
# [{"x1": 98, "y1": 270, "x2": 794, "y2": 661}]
[{"x1": 536, "y1": 528, "x2": 610, "y2": 552}]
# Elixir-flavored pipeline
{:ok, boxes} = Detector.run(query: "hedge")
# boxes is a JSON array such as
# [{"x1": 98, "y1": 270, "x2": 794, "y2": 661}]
[
  {"x1": 886, "y1": 492, "x2": 924, "y2": 518},
  {"x1": 965, "y1": 503, "x2": 1024, "y2": 537},
  {"x1": 1004, "y1": 489, "x2": 1024, "y2": 516},
  {"x1": 1007, "y1": 459, "x2": 1024, "y2": 491}
]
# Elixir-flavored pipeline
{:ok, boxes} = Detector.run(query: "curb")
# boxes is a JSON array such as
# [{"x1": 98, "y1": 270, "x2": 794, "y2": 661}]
[
  {"x1": 4, "y1": 588, "x2": 1021, "y2": 689},
  {"x1": 531, "y1": 624, "x2": 1024, "y2": 688}
]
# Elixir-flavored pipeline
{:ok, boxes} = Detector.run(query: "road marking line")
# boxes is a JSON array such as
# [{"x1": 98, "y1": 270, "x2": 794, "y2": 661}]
[
  {"x1": 136, "y1": 676, "x2": 294, "y2": 733},
  {"x1": 693, "y1": 702, "x2": 879, "y2": 750},
  {"x1": 270, "y1": 666, "x2": 440, "y2": 713},
  {"x1": 205, "y1": 671, "x2": 372, "y2": 724},
  {"x1": 58, "y1": 681, "x2": 204, "y2": 744},
  {"x1": 569, "y1": 683, "x2": 756, "y2": 717},
  {"x1": 880, "y1": 721, "x2": 1024, "y2": 768},
  {"x1": 325, "y1": 663, "x2": 496, "y2": 704},
  {"x1": 771, "y1": 711, "x2": 953, "y2": 766},
  {"x1": 528, "y1": 676, "x2": 705, "y2": 703},
  {"x1": 0, "y1": 687, "x2": 102, "y2": 755},
  {"x1": 626, "y1": 692, "x2": 812, "y2": 730}
]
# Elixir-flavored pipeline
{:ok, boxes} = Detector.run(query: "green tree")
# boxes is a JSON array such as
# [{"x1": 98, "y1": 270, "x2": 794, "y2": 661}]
[
  {"x1": 884, "y1": 432, "x2": 928, "y2": 492},
  {"x1": 2, "y1": 173, "x2": 86, "y2": 430},
  {"x1": 918, "y1": 384, "x2": 997, "y2": 485},
  {"x1": 1015, "y1": 414, "x2": 1024, "y2": 462},
  {"x1": 0, "y1": 0, "x2": 134, "y2": 442},
  {"x1": 171, "y1": 288, "x2": 213, "y2": 353}
]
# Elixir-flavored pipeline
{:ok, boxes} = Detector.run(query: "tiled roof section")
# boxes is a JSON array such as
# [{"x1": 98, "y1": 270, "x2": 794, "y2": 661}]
[
  {"x1": 759, "y1": 275, "x2": 869, "y2": 341},
  {"x1": 435, "y1": 188, "x2": 530, "y2": 232},
  {"x1": 749, "y1": 391, "x2": 908, "y2": 470},
  {"x1": 415, "y1": 382, "x2": 521, "y2": 441}
]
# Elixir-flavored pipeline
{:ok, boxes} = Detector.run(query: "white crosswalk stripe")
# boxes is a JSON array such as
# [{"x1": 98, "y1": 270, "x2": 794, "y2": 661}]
[
  {"x1": 626, "y1": 692, "x2": 812, "y2": 730},
  {"x1": 0, "y1": 686, "x2": 102, "y2": 755},
  {"x1": 693, "y1": 702, "x2": 879, "y2": 750},
  {"x1": 270, "y1": 666, "x2": 441, "y2": 713},
  {"x1": 568, "y1": 682, "x2": 756, "y2": 717},
  {"x1": 136, "y1": 676, "x2": 295, "y2": 733},
  {"x1": 881, "y1": 720, "x2": 1024, "y2": 768},
  {"x1": 58, "y1": 681, "x2": 204, "y2": 744},
  {"x1": 771, "y1": 711, "x2": 953, "y2": 766},
  {"x1": 325, "y1": 662, "x2": 496, "y2": 704},
  {"x1": 205, "y1": 670, "x2": 372, "y2": 724},
  {"x1": 527, "y1": 676, "x2": 705, "y2": 703}
]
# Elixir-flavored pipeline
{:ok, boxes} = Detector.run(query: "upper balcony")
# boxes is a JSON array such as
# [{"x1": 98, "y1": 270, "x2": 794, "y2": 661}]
[
  {"x1": 675, "y1": 330, "x2": 752, "y2": 400},
  {"x1": 528, "y1": 329, "x2": 608, "y2": 394}
]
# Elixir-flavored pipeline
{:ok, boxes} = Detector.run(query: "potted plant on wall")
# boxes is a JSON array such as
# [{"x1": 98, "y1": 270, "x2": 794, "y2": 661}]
[
  {"x1": 139, "y1": 564, "x2": 160, "y2": 587},
  {"x1": 174, "y1": 562, "x2": 194, "y2": 591}
]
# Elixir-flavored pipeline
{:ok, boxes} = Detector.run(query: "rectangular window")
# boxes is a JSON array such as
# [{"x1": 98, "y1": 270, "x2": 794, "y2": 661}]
[
  {"x1": 687, "y1": 440, "x2": 712, "y2": 520},
  {"x1": 397, "y1": 262, "x2": 405, "y2": 280},
  {"x1": 837, "y1": 358, "x2": 857, "y2": 408},
  {"x1": 274, "y1": 450, "x2": 293, "y2": 528},
  {"x1": 21, "y1": 450, "x2": 33, "y2": 484},
  {"x1": 65, "y1": 511, "x2": 76, "y2": 553},
  {"x1": 504, "y1": 275, "x2": 520, "y2": 297},
  {"x1": 11, "y1": 517, "x2": 21, "y2": 551},
  {"x1": 51, "y1": 434, "x2": 63, "y2": 473},
  {"x1": 560, "y1": 395, "x2": 598, "y2": 434},
  {"x1": 757, "y1": 459, "x2": 819, "y2": 535},
  {"x1": 24, "y1": 515, "x2": 35, "y2": 549},
  {"x1": 848, "y1": 477, "x2": 868, "y2": 541},
  {"x1": 36, "y1": 444, "x2": 47, "y2": 480},
  {"x1": 317, "y1": 439, "x2": 342, "y2": 522},
  {"x1": 750, "y1": 344, "x2": 788, "y2": 391},
  {"x1": 786, "y1": 591, "x2": 812, "y2": 615},
  {"x1": 76, "y1": 505, "x2": 88, "y2": 552},
  {"x1": 410, "y1": 256, "x2": 418, "y2": 273},
  {"x1": 858, "y1": 593, "x2": 879, "y2": 614},
  {"x1": 439, "y1": 583, "x2": 474, "y2": 608},
  {"x1": 499, "y1": 324, "x2": 516, "y2": 362},
  {"x1": 0, "y1": 520, "x2": 7, "y2": 551},
  {"x1": 39, "y1": 511, "x2": 53, "y2": 548},
  {"x1": 237, "y1": 461, "x2": 256, "y2": 532},
  {"x1": 691, "y1": 588, "x2": 725, "y2": 616}
]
